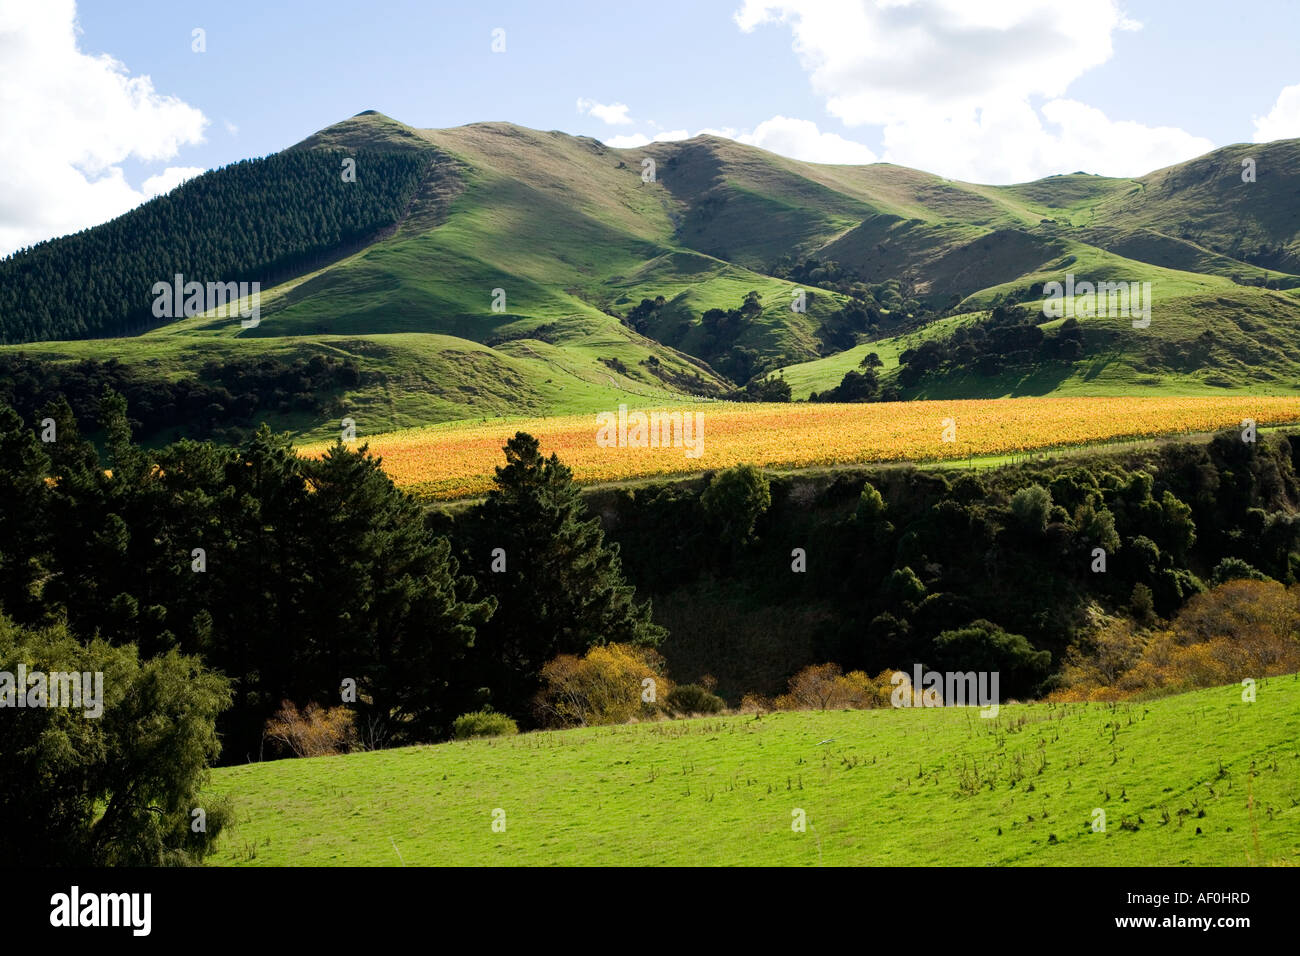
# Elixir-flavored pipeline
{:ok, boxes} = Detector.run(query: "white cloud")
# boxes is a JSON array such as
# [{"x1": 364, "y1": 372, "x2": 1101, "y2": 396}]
[
  {"x1": 576, "y1": 97, "x2": 633, "y2": 125},
  {"x1": 879, "y1": 98, "x2": 1213, "y2": 183},
  {"x1": 0, "y1": 0, "x2": 207, "y2": 255},
  {"x1": 1252, "y1": 84, "x2": 1300, "y2": 143},
  {"x1": 605, "y1": 117, "x2": 875, "y2": 164},
  {"x1": 223, "y1": 118, "x2": 239, "y2": 136},
  {"x1": 733, "y1": 0, "x2": 1211, "y2": 182},
  {"x1": 142, "y1": 166, "x2": 206, "y2": 197},
  {"x1": 604, "y1": 133, "x2": 650, "y2": 148},
  {"x1": 1039, "y1": 100, "x2": 1214, "y2": 176},
  {"x1": 738, "y1": 116, "x2": 877, "y2": 163},
  {"x1": 736, "y1": 0, "x2": 1131, "y2": 125},
  {"x1": 604, "y1": 129, "x2": 689, "y2": 148}
]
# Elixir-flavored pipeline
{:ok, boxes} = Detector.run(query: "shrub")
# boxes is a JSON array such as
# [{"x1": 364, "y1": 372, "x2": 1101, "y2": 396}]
[
  {"x1": 1052, "y1": 617, "x2": 1146, "y2": 701},
  {"x1": 1051, "y1": 580, "x2": 1300, "y2": 701},
  {"x1": 1074, "y1": 496, "x2": 1120, "y2": 552},
  {"x1": 856, "y1": 481, "x2": 887, "y2": 522},
  {"x1": 1010, "y1": 484, "x2": 1052, "y2": 532},
  {"x1": 265, "y1": 701, "x2": 357, "y2": 757},
  {"x1": 931, "y1": 620, "x2": 1052, "y2": 699},
  {"x1": 534, "y1": 643, "x2": 672, "y2": 728},
  {"x1": 1210, "y1": 557, "x2": 1269, "y2": 586},
  {"x1": 1130, "y1": 582, "x2": 1157, "y2": 625},
  {"x1": 665, "y1": 683, "x2": 725, "y2": 715},
  {"x1": 452, "y1": 709, "x2": 519, "y2": 739},
  {"x1": 884, "y1": 566, "x2": 926, "y2": 606},
  {"x1": 772, "y1": 663, "x2": 896, "y2": 711},
  {"x1": 701, "y1": 464, "x2": 771, "y2": 546},
  {"x1": 950, "y1": 473, "x2": 986, "y2": 505}
]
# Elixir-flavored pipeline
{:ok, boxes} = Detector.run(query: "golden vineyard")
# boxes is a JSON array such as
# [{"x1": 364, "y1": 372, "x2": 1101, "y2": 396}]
[{"x1": 303, "y1": 396, "x2": 1300, "y2": 500}]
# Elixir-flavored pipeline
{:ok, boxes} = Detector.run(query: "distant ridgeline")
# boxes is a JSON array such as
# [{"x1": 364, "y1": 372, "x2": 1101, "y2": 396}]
[{"x1": 0, "y1": 148, "x2": 431, "y2": 343}]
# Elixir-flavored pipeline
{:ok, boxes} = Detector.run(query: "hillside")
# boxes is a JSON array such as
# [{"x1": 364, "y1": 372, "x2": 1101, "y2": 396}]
[
  {"x1": 205, "y1": 677, "x2": 1300, "y2": 866},
  {"x1": 4, "y1": 112, "x2": 1300, "y2": 440}
]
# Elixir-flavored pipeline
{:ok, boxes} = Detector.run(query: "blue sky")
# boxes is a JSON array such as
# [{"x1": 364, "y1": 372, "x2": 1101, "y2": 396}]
[{"x1": 3, "y1": 0, "x2": 1300, "y2": 253}]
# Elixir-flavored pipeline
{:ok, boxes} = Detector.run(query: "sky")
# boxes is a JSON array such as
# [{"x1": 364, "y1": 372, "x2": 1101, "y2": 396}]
[{"x1": 2, "y1": 0, "x2": 1299, "y2": 255}]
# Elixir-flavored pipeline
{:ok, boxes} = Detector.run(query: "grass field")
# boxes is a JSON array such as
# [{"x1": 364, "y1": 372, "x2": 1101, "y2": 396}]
[
  {"x1": 302, "y1": 395, "x2": 1300, "y2": 499},
  {"x1": 204, "y1": 676, "x2": 1300, "y2": 866}
]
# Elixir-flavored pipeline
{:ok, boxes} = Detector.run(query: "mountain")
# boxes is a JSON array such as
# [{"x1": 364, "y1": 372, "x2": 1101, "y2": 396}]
[{"x1": 3, "y1": 110, "x2": 1300, "y2": 440}]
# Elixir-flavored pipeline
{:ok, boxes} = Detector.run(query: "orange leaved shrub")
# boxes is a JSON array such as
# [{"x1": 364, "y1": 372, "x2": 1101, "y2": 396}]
[
  {"x1": 1051, "y1": 579, "x2": 1300, "y2": 701},
  {"x1": 772, "y1": 663, "x2": 902, "y2": 711},
  {"x1": 534, "y1": 643, "x2": 672, "y2": 728},
  {"x1": 265, "y1": 700, "x2": 358, "y2": 757}
]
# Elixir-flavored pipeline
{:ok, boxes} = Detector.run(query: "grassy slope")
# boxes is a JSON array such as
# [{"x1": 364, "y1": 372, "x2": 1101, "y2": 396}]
[
  {"x1": 1094, "y1": 139, "x2": 1300, "y2": 277},
  {"x1": 262, "y1": 119, "x2": 858, "y2": 374},
  {"x1": 7, "y1": 114, "x2": 1300, "y2": 438},
  {"x1": 6, "y1": 330, "x2": 700, "y2": 443},
  {"x1": 781, "y1": 238, "x2": 1300, "y2": 399},
  {"x1": 775, "y1": 140, "x2": 1300, "y2": 398},
  {"x1": 205, "y1": 676, "x2": 1300, "y2": 866},
  {"x1": 778, "y1": 312, "x2": 982, "y2": 399}
]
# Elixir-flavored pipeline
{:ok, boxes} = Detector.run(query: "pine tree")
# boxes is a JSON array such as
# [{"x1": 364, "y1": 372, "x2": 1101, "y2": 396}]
[
  {"x1": 299, "y1": 441, "x2": 493, "y2": 745},
  {"x1": 210, "y1": 424, "x2": 313, "y2": 757},
  {"x1": 0, "y1": 402, "x2": 52, "y2": 622},
  {"x1": 462, "y1": 432, "x2": 666, "y2": 718}
]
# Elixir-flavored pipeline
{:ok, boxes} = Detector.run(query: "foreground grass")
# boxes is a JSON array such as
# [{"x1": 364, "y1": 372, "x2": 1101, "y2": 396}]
[{"x1": 206, "y1": 677, "x2": 1300, "y2": 866}]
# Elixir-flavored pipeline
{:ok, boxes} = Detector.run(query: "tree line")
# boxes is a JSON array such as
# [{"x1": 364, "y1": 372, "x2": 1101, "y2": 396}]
[
  {"x1": 0, "y1": 391, "x2": 662, "y2": 755},
  {"x1": 591, "y1": 429, "x2": 1300, "y2": 702},
  {"x1": 895, "y1": 305, "x2": 1090, "y2": 387},
  {"x1": 0, "y1": 352, "x2": 366, "y2": 442}
]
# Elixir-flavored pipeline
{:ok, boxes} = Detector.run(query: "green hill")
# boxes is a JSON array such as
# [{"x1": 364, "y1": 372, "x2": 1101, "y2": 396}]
[
  {"x1": 205, "y1": 677, "x2": 1300, "y2": 866},
  {"x1": 5, "y1": 111, "x2": 1300, "y2": 438}
]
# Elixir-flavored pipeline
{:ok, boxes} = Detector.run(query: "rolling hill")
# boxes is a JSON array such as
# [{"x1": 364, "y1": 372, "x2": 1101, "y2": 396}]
[{"x1": 4, "y1": 111, "x2": 1300, "y2": 441}]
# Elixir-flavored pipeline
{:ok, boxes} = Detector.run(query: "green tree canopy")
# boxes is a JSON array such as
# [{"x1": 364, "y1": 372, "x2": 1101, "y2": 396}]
[
  {"x1": 462, "y1": 432, "x2": 665, "y2": 718},
  {"x1": 0, "y1": 615, "x2": 232, "y2": 865}
]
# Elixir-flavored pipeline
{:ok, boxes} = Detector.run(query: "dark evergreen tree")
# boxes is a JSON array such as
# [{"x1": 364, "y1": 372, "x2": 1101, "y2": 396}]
[
  {"x1": 298, "y1": 441, "x2": 494, "y2": 745},
  {"x1": 0, "y1": 404, "x2": 51, "y2": 622},
  {"x1": 460, "y1": 432, "x2": 665, "y2": 718}
]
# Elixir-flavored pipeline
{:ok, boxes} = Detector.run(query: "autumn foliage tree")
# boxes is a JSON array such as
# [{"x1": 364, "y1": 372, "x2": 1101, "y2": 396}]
[
  {"x1": 533, "y1": 643, "x2": 671, "y2": 728},
  {"x1": 1053, "y1": 579, "x2": 1300, "y2": 700}
]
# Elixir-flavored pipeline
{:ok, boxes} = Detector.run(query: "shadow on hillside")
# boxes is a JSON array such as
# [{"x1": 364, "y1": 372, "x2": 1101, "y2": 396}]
[{"x1": 911, "y1": 361, "x2": 1078, "y2": 399}]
